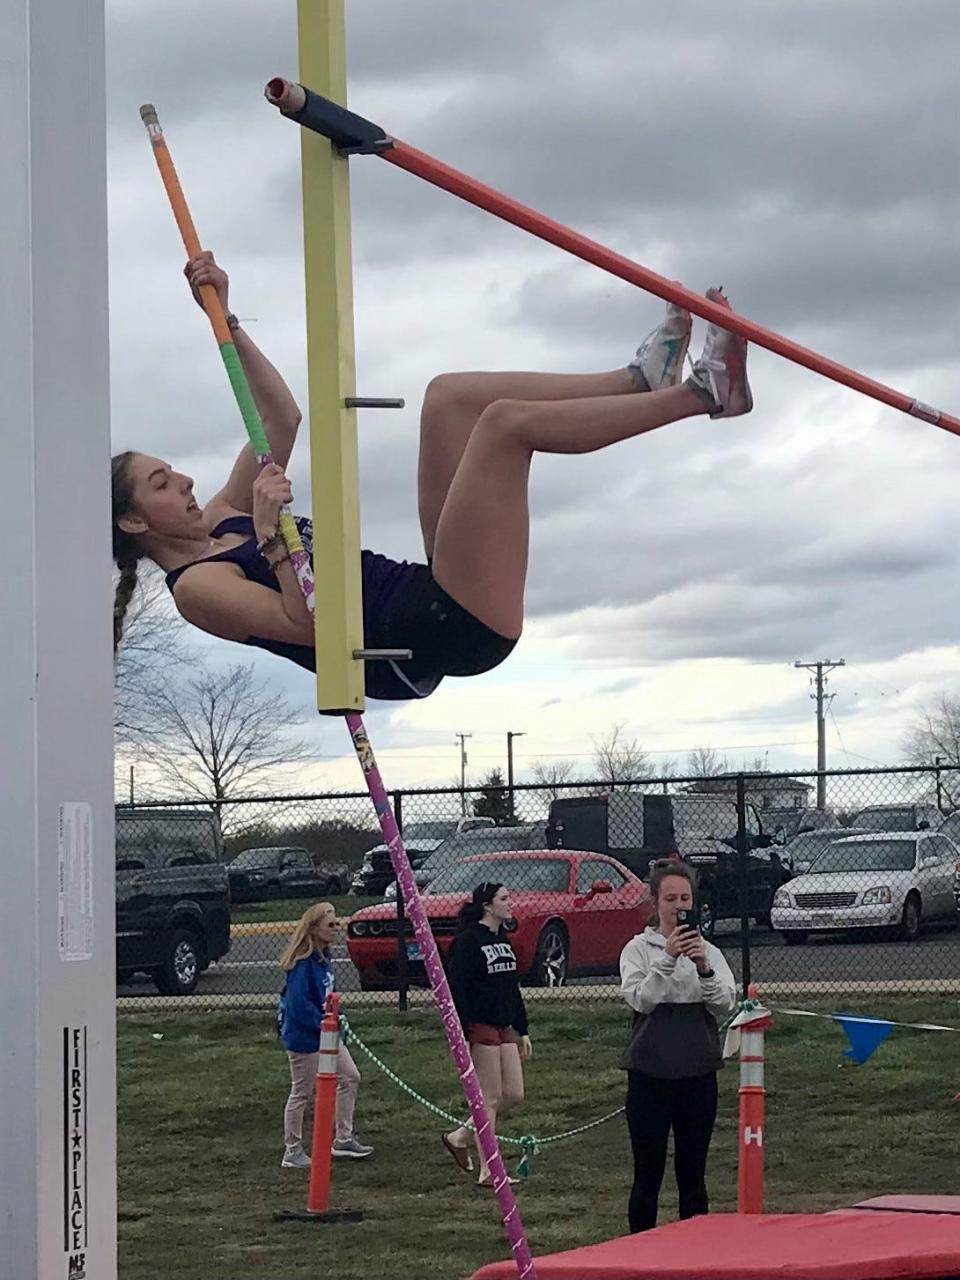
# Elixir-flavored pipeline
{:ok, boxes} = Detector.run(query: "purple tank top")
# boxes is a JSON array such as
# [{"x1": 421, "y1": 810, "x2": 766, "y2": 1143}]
[{"x1": 165, "y1": 515, "x2": 442, "y2": 701}]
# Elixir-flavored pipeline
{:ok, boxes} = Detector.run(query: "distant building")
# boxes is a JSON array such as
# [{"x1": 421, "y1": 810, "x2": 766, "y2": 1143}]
[{"x1": 684, "y1": 772, "x2": 813, "y2": 811}]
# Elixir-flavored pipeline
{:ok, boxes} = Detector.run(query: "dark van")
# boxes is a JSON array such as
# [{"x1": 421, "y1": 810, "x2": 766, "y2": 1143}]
[{"x1": 546, "y1": 792, "x2": 789, "y2": 939}]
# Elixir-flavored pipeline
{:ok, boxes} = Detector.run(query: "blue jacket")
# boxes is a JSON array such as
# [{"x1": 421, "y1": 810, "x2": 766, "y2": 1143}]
[{"x1": 279, "y1": 951, "x2": 335, "y2": 1054}]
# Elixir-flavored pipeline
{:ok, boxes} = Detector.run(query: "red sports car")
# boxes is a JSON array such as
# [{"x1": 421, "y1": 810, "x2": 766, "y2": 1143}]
[{"x1": 346, "y1": 849, "x2": 653, "y2": 990}]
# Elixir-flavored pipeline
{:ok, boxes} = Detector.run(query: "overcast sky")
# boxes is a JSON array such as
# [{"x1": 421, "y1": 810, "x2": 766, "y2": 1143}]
[{"x1": 107, "y1": 0, "x2": 960, "y2": 794}]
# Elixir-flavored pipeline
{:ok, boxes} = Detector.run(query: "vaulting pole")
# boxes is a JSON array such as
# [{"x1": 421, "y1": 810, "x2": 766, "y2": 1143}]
[{"x1": 141, "y1": 106, "x2": 538, "y2": 1280}]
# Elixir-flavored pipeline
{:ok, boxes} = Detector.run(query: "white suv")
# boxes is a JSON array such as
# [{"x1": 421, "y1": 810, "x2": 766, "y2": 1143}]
[{"x1": 771, "y1": 831, "x2": 960, "y2": 945}]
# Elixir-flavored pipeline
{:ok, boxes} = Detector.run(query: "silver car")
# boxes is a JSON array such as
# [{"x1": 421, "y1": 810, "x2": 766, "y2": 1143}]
[{"x1": 771, "y1": 831, "x2": 960, "y2": 945}]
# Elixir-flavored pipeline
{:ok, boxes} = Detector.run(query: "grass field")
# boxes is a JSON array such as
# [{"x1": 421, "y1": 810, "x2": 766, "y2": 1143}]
[
  {"x1": 231, "y1": 894, "x2": 379, "y2": 925},
  {"x1": 118, "y1": 998, "x2": 960, "y2": 1280}
]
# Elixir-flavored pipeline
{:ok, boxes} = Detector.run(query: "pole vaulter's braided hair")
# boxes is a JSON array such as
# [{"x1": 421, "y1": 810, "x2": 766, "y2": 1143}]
[{"x1": 111, "y1": 451, "x2": 142, "y2": 654}]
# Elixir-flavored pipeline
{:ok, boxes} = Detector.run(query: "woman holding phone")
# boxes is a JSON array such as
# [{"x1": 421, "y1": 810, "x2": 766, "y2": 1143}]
[{"x1": 619, "y1": 859, "x2": 736, "y2": 1232}]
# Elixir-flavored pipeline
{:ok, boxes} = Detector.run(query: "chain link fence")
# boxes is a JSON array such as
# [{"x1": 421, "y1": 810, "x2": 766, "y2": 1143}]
[{"x1": 114, "y1": 764, "x2": 960, "y2": 1011}]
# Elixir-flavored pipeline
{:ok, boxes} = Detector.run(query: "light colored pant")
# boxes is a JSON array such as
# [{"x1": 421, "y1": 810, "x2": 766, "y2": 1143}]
[{"x1": 283, "y1": 1045, "x2": 360, "y2": 1153}]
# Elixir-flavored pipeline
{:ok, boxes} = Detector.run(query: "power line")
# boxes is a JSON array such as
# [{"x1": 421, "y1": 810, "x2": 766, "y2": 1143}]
[{"x1": 305, "y1": 742, "x2": 819, "y2": 757}]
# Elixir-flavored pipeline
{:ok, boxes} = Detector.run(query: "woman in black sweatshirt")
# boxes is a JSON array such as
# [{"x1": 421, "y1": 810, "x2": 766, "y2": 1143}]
[{"x1": 442, "y1": 882, "x2": 532, "y2": 1186}]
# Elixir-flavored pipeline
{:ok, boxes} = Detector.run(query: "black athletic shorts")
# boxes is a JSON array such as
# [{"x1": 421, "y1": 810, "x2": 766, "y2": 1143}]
[{"x1": 366, "y1": 557, "x2": 518, "y2": 692}]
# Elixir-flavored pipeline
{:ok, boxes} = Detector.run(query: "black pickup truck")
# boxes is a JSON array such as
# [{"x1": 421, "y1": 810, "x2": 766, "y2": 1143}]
[
  {"x1": 115, "y1": 807, "x2": 231, "y2": 995},
  {"x1": 227, "y1": 845, "x2": 348, "y2": 903}
]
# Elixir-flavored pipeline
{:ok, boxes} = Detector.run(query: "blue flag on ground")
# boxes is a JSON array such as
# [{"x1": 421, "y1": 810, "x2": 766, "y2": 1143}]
[{"x1": 834, "y1": 1014, "x2": 895, "y2": 1064}]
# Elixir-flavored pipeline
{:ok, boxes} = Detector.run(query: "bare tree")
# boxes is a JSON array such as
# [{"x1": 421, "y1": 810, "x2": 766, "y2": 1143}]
[
  {"x1": 655, "y1": 758, "x2": 680, "y2": 791},
  {"x1": 903, "y1": 696, "x2": 960, "y2": 808},
  {"x1": 132, "y1": 660, "x2": 313, "y2": 808},
  {"x1": 903, "y1": 695, "x2": 960, "y2": 766},
  {"x1": 529, "y1": 758, "x2": 578, "y2": 801},
  {"x1": 686, "y1": 745, "x2": 726, "y2": 778},
  {"x1": 113, "y1": 566, "x2": 193, "y2": 746},
  {"x1": 589, "y1": 722, "x2": 649, "y2": 789}
]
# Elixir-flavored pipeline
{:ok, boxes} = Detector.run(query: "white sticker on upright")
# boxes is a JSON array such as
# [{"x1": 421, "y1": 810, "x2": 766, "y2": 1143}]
[{"x1": 59, "y1": 803, "x2": 94, "y2": 961}]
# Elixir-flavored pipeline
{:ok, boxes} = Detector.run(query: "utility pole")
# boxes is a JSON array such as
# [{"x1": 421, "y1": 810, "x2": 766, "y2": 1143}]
[
  {"x1": 794, "y1": 658, "x2": 845, "y2": 809},
  {"x1": 507, "y1": 731, "x2": 525, "y2": 822},
  {"x1": 456, "y1": 732, "x2": 472, "y2": 816}
]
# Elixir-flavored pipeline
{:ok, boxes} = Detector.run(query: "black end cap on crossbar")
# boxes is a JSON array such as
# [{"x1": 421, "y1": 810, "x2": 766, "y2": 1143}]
[{"x1": 267, "y1": 79, "x2": 391, "y2": 155}]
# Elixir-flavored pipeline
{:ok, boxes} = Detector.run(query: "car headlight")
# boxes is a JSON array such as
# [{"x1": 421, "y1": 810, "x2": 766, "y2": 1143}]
[
  {"x1": 861, "y1": 886, "x2": 892, "y2": 905},
  {"x1": 773, "y1": 888, "x2": 792, "y2": 908},
  {"x1": 351, "y1": 921, "x2": 368, "y2": 937},
  {"x1": 368, "y1": 920, "x2": 384, "y2": 936}
]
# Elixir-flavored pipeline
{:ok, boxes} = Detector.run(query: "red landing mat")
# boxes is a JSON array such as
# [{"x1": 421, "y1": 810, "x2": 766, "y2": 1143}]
[
  {"x1": 470, "y1": 1211, "x2": 960, "y2": 1280},
  {"x1": 855, "y1": 1196, "x2": 960, "y2": 1216}
]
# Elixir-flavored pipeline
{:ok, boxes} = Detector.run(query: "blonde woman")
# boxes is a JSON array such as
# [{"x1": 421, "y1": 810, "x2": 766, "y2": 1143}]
[{"x1": 277, "y1": 902, "x2": 373, "y2": 1168}]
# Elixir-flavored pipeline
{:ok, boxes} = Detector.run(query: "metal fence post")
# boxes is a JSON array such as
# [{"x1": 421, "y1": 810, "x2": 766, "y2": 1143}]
[
  {"x1": 735, "y1": 773, "x2": 752, "y2": 997},
  {"x1": 393, "y1": 790, "x2": 409, "y2": 1012}
]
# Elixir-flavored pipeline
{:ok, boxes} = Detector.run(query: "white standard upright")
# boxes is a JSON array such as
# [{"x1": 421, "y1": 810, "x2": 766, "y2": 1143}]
[{"x1": 0, "y1": 2, "x2": 117, "y2": 1279}]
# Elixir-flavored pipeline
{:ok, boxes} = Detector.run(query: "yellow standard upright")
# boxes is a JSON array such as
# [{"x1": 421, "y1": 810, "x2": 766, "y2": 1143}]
[{"x1": 298, "y1": 0, "x2": 365, "y2": 712}]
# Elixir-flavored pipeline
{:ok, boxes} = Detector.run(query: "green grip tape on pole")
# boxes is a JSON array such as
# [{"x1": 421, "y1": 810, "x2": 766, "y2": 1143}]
[
  {"x1": 219, "y1": 342, "x2": 270, "y2": 457},
  {"x1": 218, "y1": 343, "x2": 305, "y2": 559}
]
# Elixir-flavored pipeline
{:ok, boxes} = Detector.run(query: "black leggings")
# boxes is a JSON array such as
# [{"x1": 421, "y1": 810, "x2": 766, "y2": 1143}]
[{"x1": 625, "y1": 1070, "x2": 718, "y2": 1233}]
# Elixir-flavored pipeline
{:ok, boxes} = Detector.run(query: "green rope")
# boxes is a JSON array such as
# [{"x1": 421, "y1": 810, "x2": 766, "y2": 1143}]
[
  {"x1": 340, "y1": 1016, "x2": 625, "y2": 1177},
  {"x1": 719, "y1": 995, "x2": 763, "y2": 1036}
]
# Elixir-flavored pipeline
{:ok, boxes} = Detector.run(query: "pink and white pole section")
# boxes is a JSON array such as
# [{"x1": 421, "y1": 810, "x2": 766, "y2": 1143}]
[
  {"x1": 346, "y1": 715, "x2": 537, "y2": 1280},
  {"x1": 734, "y1": 990, "x2": 773, "y2": 1215}
]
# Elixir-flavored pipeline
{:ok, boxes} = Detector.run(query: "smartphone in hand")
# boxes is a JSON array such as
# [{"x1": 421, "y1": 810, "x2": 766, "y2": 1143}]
[{"x1": 675, "y1": 906, "x2": 701, "y2": 933}]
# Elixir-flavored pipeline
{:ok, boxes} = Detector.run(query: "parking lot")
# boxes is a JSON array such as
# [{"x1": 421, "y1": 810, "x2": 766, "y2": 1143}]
[{"x1": 116, "y1": 914, "x2": 960, "y2": 1004}]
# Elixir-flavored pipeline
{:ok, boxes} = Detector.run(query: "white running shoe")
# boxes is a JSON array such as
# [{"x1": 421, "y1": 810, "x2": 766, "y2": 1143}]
[
  {"x1": 281, "y1": 1147, "x2": 312, "y2": 1169},
  {"x1": 686, "y1": 287, "x2": 753, "y2": 418},
  {"x1": 628, "y1": 295, "x2": 693, "y2": 391}
]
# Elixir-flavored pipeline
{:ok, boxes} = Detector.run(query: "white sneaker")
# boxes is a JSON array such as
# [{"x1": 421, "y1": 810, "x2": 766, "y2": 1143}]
[
  {"x1": 332, "y1": 1136, "x2": 374, "y2": 1159},
  {"x1": 628, "y1": 295, "x2": 692, "y2": 391},
  {"x1": 686, "y1": 287, "x2": 753, "y2": 418},
  {"x1": 281, "y1": 1147, "x2": 312, "y2": 1169}
]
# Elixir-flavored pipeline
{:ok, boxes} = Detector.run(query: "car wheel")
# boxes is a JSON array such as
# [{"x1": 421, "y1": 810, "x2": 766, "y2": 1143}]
[
  {"x1": 782, "y1": 931, "x2": 808, "y2": 946},
  {"x1": 698, "y1": 895, "x2": 717, "y2": 942},
  {"x1": 152, "y1": 928, "x2": 201, "y2": 996},
  {"x1": 898, "y1": 894, "x2": 921, "y2": 942},
  {"x1": 532, "y1": 923, "x2": 568, "y2": 988}
]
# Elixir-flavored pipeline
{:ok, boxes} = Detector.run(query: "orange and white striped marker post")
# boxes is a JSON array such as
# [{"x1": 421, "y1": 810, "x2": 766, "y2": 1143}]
[
  {"x1": 733, "y1": 985, "x2": 773, "y2": 1215},
  {"x1": 277, "y1": 993, "x2": 363, "y2": 1224}
]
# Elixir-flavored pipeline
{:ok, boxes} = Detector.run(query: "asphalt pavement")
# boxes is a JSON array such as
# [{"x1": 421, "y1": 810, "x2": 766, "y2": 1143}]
[{"x1": 116, "y1": 917, "x2": 960, "y2": 1004}]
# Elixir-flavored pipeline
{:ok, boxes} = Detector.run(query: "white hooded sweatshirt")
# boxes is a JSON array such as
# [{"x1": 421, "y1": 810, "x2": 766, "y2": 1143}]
[{"x1": 619, "y1": 927, "x2": 737, "y2": 1077}]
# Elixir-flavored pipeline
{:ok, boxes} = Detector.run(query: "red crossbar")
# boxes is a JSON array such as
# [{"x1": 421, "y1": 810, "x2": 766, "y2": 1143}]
[{"x1": 382, "y1": 140, "x2": 959, "y2": 436}]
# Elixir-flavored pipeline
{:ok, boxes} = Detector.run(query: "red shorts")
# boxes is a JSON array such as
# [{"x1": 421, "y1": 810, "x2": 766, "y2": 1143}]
[{"x1": 467, "y1": 1023, "x2": 515, "y2": 1047}]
